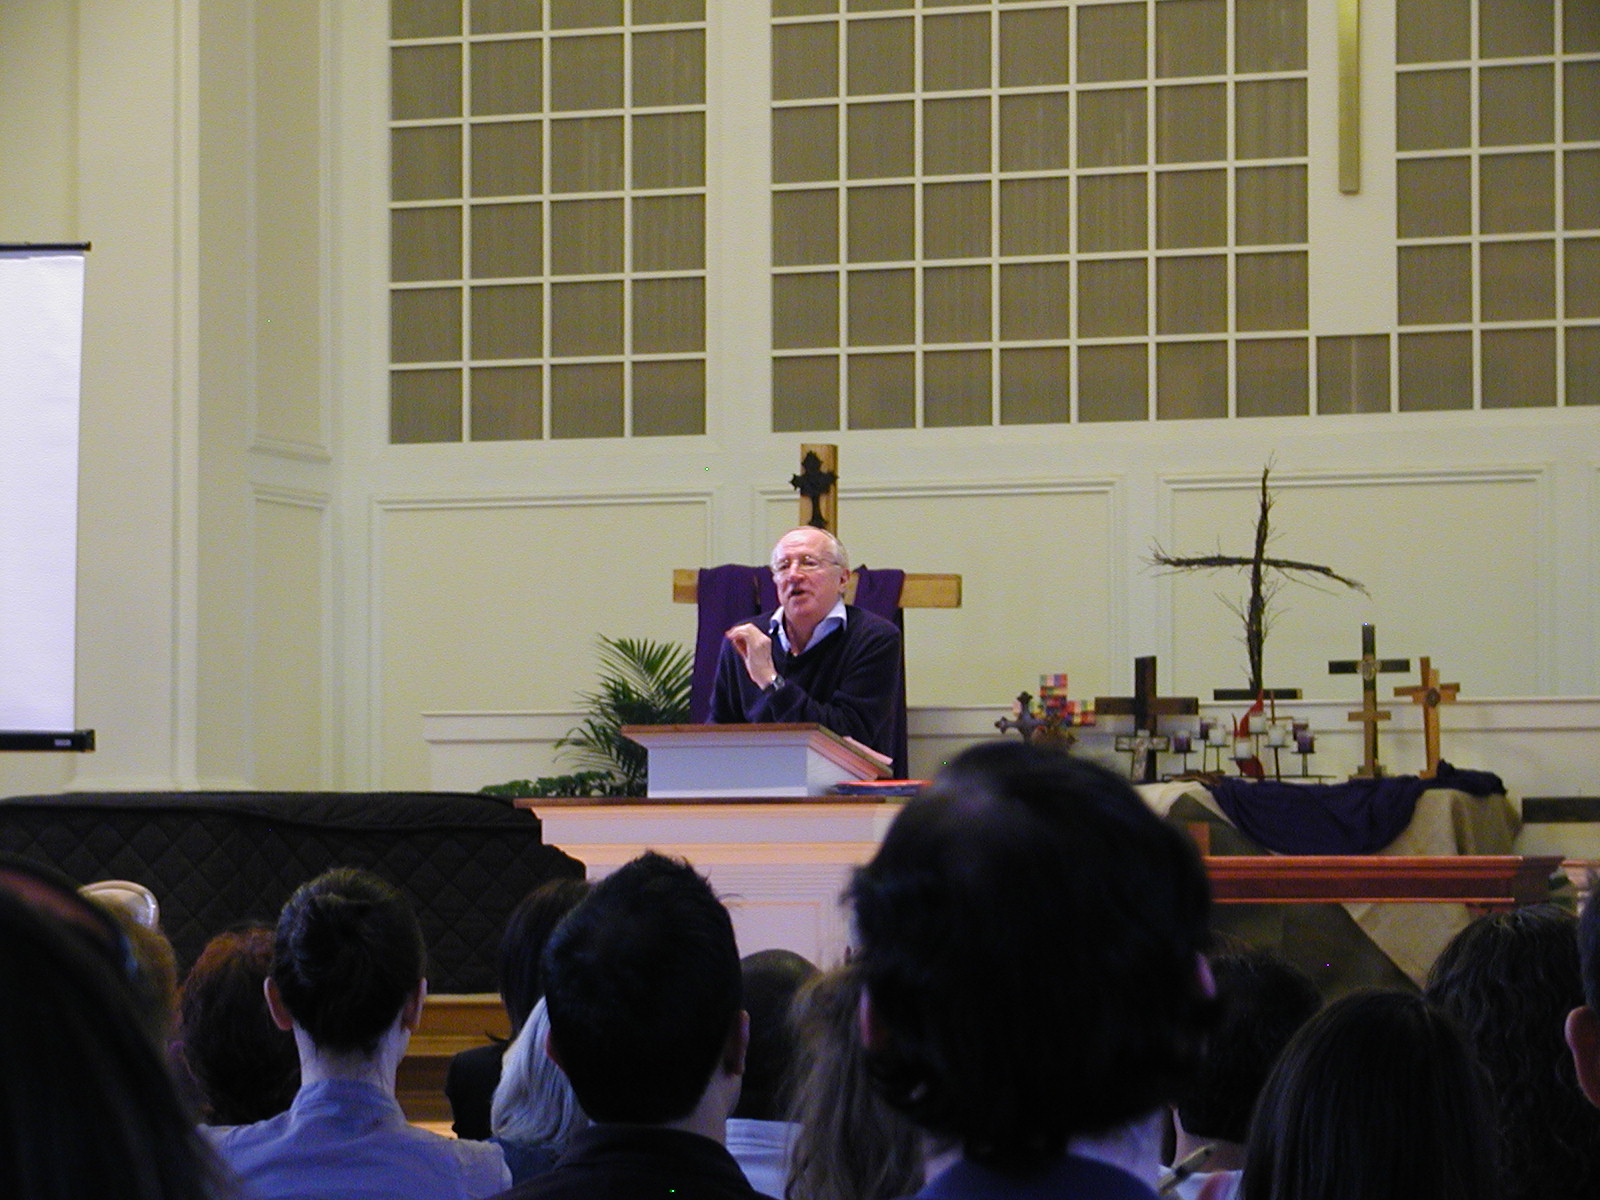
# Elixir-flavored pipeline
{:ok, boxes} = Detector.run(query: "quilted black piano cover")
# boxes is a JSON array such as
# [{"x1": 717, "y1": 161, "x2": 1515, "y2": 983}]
[{"x1": 0, "y1": 790, "x2": 585, "y2": 993}]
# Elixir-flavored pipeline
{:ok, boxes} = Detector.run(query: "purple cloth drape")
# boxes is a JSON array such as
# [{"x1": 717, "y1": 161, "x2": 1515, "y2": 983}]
[
  {"x1": 692, "y1": 566, "x2": 776, "y2": 723},
  {"x1": 1203, "y1": 761, "x2": 1507, "y2": 855}
]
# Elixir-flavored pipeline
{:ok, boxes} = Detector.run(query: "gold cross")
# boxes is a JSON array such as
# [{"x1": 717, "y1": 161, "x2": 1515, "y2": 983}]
[{"x1": 1394, "y1": 657, "x2": 1461, "y2": 779}]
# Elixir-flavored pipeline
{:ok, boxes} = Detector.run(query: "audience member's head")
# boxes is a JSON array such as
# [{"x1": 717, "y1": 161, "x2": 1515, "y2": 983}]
[
  {"x1": 101, "y1": 902, "x2": 182, "y2": 1046},
  {"x1": 1175, "y1": 947, "x2": 1321, "y2": 1153},
  {"x1": 176, "y1": 924, "x2": 300, "y2": 1124},
  {"x1": 491, "y1": 996, "x2": 589, "y2": 1157},
  {"x1": 1241, "y1": 988, "x2": 1498, "y2": 1200},
  {"x1": 734, "y1": 947, "x2": 819, "y2": 1122},
  {"x1": 1565, "y1": 886, "x2": 1600, "y2": 1111},
  {"x1": 786, "y1": 963, "x2": 925, "y2": 1200},
  {"x1": 270, "y1": 866, "x2": 427, "y2": 1058},
  {"x1": 542, "y1": 851, "x2": 743, "y2": 1126},
  {"x1": 847, "y1": 740, "x2": 1214, "y2": 1172},
  {"x1": 0, "y1": 884, "x2": 228, "y2": 1200},
  {"x1": 498, "y1": 877, "x2": 592, "y2": 1033},
  {"x1": 1427, "y1": 904, "x2": 1600, "y2": 1200}
]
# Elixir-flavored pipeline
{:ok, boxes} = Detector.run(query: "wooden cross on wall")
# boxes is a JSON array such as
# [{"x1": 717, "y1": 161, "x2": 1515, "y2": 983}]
[
  {"x1": 1329, "y1": 624, "x2": 1411, "y2": 779},
  {"x1": 672, "y1": 445, "x2": 962, "y2": 609},
  {"x1": 1394, "y1": 656, "x2": 1461, "y2": 779},
  {"x1": 1094, "y1": 656, "x2": 1199, "y2": 783}
]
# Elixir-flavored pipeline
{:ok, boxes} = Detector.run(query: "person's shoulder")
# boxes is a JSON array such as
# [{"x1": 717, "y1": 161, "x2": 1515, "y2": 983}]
[{"x1": 845, "y1": 605, "x2": 901, "y2": 637}]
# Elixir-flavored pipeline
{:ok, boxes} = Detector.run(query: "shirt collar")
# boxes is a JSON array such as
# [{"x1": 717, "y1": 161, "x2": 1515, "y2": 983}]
[{"x1": 770, "y1": 598, "x2": 848, "y2": 655}]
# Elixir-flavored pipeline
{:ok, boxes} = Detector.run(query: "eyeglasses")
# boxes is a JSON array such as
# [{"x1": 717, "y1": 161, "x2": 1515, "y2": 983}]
[{"x1": 771, "y1": 554, "x2": 837, "y2": 576}]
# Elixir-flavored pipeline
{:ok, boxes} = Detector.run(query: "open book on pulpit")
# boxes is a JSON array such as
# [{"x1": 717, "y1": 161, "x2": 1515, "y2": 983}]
[{"x1": 621, "y1": 723, "x2": 892, "y2": 799}]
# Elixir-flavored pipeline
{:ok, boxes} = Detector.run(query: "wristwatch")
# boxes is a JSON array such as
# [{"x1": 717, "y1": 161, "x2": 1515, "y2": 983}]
[{"x1": 763, "y1": 675, "x2": 786, "y2": 694}]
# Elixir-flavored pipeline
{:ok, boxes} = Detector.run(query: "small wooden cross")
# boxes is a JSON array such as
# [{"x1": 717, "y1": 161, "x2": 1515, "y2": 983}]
[
  {"x1": 1328, "y1": 624, "x2": 1411, "y2": 779},
  {"x1": 1095, "y1": 656, "x2": 1199, "y2": 783},
  {"x1": 1394, "y1": 656, "x2": 1461, "y2": 779}
]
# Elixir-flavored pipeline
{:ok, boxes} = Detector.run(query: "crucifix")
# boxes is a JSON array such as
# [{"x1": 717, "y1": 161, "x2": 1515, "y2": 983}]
[
  {"x1": 1394, "y1": 656, "x2": 1461, "y2": 779},
  {"x1": 791, "y1": 444, "x2": 838, "y2": 532},
  {"x1": 1328, "y1": 624, "x2": 1411, "y2": 779},
  {"x1": 672, "y1": 445, "x2": 962, "y2": 608},
  {"x1": 995, "y1": 692, "x2": 1075, "y2": 749},
  {"x1": 1094, "y1": 656, "x2": 1199, "y2": 783},
  {"x1": 1153, "y1": 467, "x2": 1365, "y2": 703}
]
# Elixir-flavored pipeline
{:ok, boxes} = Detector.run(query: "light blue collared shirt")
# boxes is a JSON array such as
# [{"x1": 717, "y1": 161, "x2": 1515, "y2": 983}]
[{"x1": 770, "y1": 598, "x2": 847, "y2": 656}]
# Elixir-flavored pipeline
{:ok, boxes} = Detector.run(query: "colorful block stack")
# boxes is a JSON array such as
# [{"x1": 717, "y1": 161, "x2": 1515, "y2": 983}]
[{"x1": 1039, "y1": 673, "x2": 1096, "y2": 726}]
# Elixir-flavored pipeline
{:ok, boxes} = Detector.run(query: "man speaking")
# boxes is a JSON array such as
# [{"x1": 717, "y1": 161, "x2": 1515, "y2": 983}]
[{"x1": 708, "y1": 527, "x2": 902, "y2": 767}]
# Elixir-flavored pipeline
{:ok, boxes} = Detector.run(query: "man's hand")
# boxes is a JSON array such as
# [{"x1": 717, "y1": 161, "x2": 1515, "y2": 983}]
[{"x1": 725, "y1": 623, "x2": 778, "y2": 689}]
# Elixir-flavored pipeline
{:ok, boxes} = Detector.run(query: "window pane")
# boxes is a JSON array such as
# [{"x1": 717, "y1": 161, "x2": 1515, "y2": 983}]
[
  {"x1": 999, "y1": 346, "x2": 1071, "y2": 425},
  {"x1": 1156, "y1": 169, "x2": 1227, "y2": 249},
  {"x1": 1156, "y1": 0, "x2": 1226, "y2": 79},
  {"x1": 1079, "y1": 343, "x2": 1148, "y2": 421},
  {"x1": 549, "y1": 279, "x2": 624, "y2": 355},
  {"x1": 549, "y1": 198, "x2": 624, "y2": 274},
  {"x1": 633, "y1": 194, "x2": 705, "y2": 271},
  {"x1": 847, "y1": 268, "x2": 915, "y2": 345},
  {"x1": 1078, "y1": 174, "x2": 1147, "y2": 252},
  {"x1": 470, "y1": 365, "x2": 542, "y2": 440},
  {"x1": 1235, "y1": 337, "x2": 1309, "y2": 417},
  {"x1": 847, "y1": 353, "x2": 915, "y2": 428},
  {"x1": 632, "y1": 277, "x2": 705, "y2": 354},
  {"x1": 392, "y1": 287, "x2": 463, "y2": 361},
  {"x1": 846, "y1": 16, "x2": 914, "y2": 95},
  {"x1": 999, "y1": 178, "x2": 1071, "y2": 257},
  {"x1": 774, "y1": 272, "x2": 840, "y2": 348},
  {"x1": 633, "y1": 360, "x2": 707, "y2": 435},
  {"x1": 391, "y1": 368, "x2": 463, "y2": 442},
  {"x1": 1317, "y1": 334, "x2": 1390, "y2": 414},
  {"x1": 472, "y1": 121, "x2": 542, "y2": 196},
  {"x1": 999, "y1": 262, "x2": 1071, "y2": 341},
  {"x1": 393, "y1": 44, "x2": 462, "y2": 120},
  {"x1": 1398, "y1": 331, "x2": 1473, "y2": 410},
  {"x1": 924, "y1": 181, "x2": 992, "y2": 259},
  {"x1": 773, "y1": 23, "x2": 839, "y2": 100},
  {"x1": 773, "y1": 355, "x2": 841, "y2": 431},
  {"x1": 393, "y1": 207, "x2": 463, "y2": 281},
  {"x1": 1237, "y1": 252, "x2": 1307, "y2": 331},
  {"x1": 472, "y1": 201, "x2": 542, "y2": 278},
  {"x1": 1157, "y1": 340, "x2": 1227, "y2": 419},
  {"x1": 924, "y1": 349, "x2": 992, "y2": 427},
  {"x1": 1000, "y1": 8, "x2": 1070, "y2": 87},
  {"x1": 1156, "y1": 255, "x2": 1226, "y2": 335},
  {"x1": 1398, "y1": 244, "x2": 1472, "y2": 324},
  {"x1": 924, "y1": 13, "x2": 990, "y2": 91},
  {"x1": 549, "y1": 361, "x2": 624, "y2": 437},
  {"x1": 633, "y1": 111, "x2": 705, "y2": 188},
  {"x1": 549, "y1": 34, "x2": 624, "y2": 111},
  {"x1": 471, "y1": 40, "x2": 541, "y2": 116},
  {"x1": 633, "y1": 29, "x2": 705, "y2": 107},
  {"x1": 1481, "y1": 327, "x2": 1556, "y2": 408},
  {"x1": 923, "y1": 265, "x2": 992, "y2": 343},
  {"x1": 471, "y1": 283, "x2": 542, "y2": 359},
  {"x1": 774, "y1": 191, "x2": 841, "y2": 266},
  {"x1": 1078, "y1": 259, "x2": 1147, "y2": 338}
]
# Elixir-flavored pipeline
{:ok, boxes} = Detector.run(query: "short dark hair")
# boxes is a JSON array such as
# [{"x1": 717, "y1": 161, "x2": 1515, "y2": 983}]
[
  {"x1": 271, "y1": 867, "x2": 426, "y2": 1056},
  {"x1": 497, "y1": 878, "x2": 592, "y2": 1032},
  {"x1": 1242, "y1": 989, "x2": 1499, "y2": 1200},
  {"x1": 1176, "y1": 947, "x2": 1321, "y2": 1143},
  {"x1": 543, "y1": 852, "x2": 741, "y2": 1124},
  {"x1": 847, "y1": 741, "x2": 1213, "y2": 1170},
  {"x1": 1425, "y1": 905, "x2": 1600, "y2": 1200},
  {"x1": 735, "y1": 948, "x2": 819, "y2": 1121}
]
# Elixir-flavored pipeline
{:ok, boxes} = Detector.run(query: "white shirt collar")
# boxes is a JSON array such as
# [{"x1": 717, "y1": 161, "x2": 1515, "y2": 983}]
[{"x1": 770, "y1": 598, "x2": 848, "y2": 655}]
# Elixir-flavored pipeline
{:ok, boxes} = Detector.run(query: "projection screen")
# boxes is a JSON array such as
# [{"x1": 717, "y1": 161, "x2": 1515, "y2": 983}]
[{"x1": 0, "y1": 246, "x2": 85, "y2": 738}]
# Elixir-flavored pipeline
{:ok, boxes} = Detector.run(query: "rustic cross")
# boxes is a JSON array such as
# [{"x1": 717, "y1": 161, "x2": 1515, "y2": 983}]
[
  {"x1": 1394, "y1": 656, "x2": 1461, "y2": 779},
  {"x1": 790, "y1": 444, "x2": 838, "y2": 532},
  {"x1": 1329, "y1": 624, "x2": 1411, "y2": 779},
  {"x1": 1154, "y1": 468, "x2": 1364, "y2": 700},
  {"x1": 1095, "y1": 656, "x2": 1199, "y2": 783}
]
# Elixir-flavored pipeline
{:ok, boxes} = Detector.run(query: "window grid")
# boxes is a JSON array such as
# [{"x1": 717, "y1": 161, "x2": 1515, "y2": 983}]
[
  {"x1": 770, "y1": 0, "x2": 1314, "y2": 431},
  {"x1": 389, "y1": 2, "x2": 708, "y2": 443},
  {"x1": 1393, "y1": 0, "x2": 1599, "y2": 411}
]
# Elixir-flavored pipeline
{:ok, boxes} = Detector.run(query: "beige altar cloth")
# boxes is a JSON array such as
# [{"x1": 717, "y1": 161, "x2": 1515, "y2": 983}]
[{"x1": 1140, "y1": 781, "x2": 1523, "y2": 985}]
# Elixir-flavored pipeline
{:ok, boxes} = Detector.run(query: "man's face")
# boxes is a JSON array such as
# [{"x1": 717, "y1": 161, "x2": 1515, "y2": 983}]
[{"x1": 771, "y1": 528, "x2": 848, "y2": 633}]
